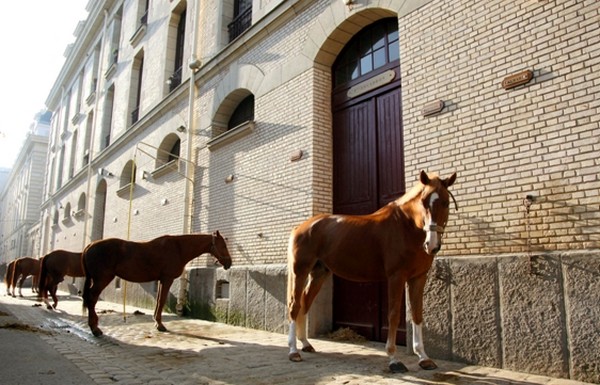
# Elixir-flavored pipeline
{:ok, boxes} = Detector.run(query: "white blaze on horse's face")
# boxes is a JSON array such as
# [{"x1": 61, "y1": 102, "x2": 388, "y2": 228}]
[{"x1": 423, "y1": 192, "x2": 442, "y2": 255}]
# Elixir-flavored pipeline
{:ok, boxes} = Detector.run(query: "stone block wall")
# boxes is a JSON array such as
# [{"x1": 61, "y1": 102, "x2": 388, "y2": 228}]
[{"x1": 416, "y1": 252, "x2": 599, "y2": 382}]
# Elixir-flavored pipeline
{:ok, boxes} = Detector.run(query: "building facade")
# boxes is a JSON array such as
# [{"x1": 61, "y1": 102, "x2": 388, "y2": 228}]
[
  {"x1": 42, "y1": 0, "x2": 598, "y2": 382},
  {"x1": 0, "y1": 111, "x2": 50, "y2": 263}
]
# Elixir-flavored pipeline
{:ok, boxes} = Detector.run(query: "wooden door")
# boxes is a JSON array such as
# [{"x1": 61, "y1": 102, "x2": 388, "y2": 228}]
[{"x1": 332, "y1": 86, "x2": 406, "y2": 344}]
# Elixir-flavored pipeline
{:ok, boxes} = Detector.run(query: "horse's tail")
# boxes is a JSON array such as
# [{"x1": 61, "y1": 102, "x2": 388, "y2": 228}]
[
  {"x1": 37, "y1": 255, "x2": 48, "y2": 300},
  {"x1": 286, "y1": 227, "x2": 298, "y2": 320}
]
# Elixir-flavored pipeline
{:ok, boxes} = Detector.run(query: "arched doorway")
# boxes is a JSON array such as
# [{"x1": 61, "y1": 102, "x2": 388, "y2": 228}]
[{"x1": 331, "y1": 17, "x2": 406, "y2": 344}]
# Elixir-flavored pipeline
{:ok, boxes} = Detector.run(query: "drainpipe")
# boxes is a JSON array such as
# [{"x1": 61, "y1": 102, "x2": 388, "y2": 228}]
[
  {"x1": 82, "y1": 9, "x2": 109, "y2": 250},
  {"x1": 177, "y1": 0, "x2": 200, "y2": 316}
]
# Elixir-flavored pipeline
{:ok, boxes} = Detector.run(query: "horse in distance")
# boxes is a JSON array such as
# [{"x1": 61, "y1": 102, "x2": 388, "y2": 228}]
[
  {"x1": 37, "y1": 250, "x2": 84, "y2": 309},
  {"x1": 287, "y1": 170, "x2": 457, "y2": 373},
  {"x1": 82, "y1": 231, "x2": 232, "y2": 337},
  {"x1": 10, "y1": 257, "x2": 41, "y2": 297}
]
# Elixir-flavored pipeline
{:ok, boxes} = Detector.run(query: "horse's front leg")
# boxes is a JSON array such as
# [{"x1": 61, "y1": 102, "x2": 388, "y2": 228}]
[
  {"x1": 51, "y1": 284, "x2": 59, "y2": 309},
  {"x1": 154, "y1": 279, "x2": 173, "y2": 332},
  {"x1": 386, "y1": 274, "x2": 408, "y2": 373},
  {"x1": 17, "y1": 277, "x2": 25, "y2": 297},
  {"x1": 407, "y1": 274, "x2": 437, "y2": 370}
]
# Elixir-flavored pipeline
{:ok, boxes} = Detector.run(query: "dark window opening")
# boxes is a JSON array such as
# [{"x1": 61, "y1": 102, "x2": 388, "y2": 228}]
[
  {"x1": 228, "y1": 95, "x2": 254, "y2": 130},
  {"x1": 227, "y1": 0, "x2": 252, "y2": 42}
]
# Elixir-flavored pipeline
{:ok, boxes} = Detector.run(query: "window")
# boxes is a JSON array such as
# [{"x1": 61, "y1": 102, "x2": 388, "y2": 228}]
[
  {"x1": 130, "y1": 53, "x2": 144, "y2": 125},
  {"x1": 118, "y1": 160, "x2": 137, "y2": 197},
  {"x1": 120, "y1": 160, "x2": 137, "y2": 188},
  {"x1": 100, "y1": 85, "x2": 115, "y2": 150},
  {"x1": 152, "y1": 134, "x2": 181, "y2": 178},
  {"x1": 228, "y1": 95, "x2": 254, "y2": 130},
  {"x1": 168, "y1": 8, "x2": 186, "y2": 92},
  {"x1": 334, "y1": 18, "x2": 399, "y2": 87},
  {"x1": 228, "y1": 0, "x2": 252, "y2": 42},
  {"x1": 208, "y1": 92, "x2": 255, "y2": 150}
]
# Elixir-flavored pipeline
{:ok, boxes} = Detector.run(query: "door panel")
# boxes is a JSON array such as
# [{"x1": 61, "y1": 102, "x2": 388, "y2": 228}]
[
  {"x1": 332, "y1": 87, "x2": 406, "y2": 344},
  {"x1": 333, "y1": 101, "x2": 377, "y2": 215}
]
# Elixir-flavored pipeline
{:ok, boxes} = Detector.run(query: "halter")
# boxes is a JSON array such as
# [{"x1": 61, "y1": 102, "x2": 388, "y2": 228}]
[
  {"x1": 210, "y1": 233, "x2": 221, "y2": 260},
  {"x1": 428, "y1": 224, "x2": 445, "y2": 234}
]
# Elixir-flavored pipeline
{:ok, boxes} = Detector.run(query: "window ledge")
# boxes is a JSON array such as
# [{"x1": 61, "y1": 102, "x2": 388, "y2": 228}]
[
  {"x1": 151, "y1": 159, "x2": 179, "y2": 179},
  {"x1": 130, "y1": 24, "x2": 147, "y2": 46},
  {"x1": 117, "y1": 183, "x2": 136, "y2": 198},
  {"x1": 207, "y1": 121, "x2": 255, "y2": 151},
  {"x1": 86, "y1": 91, "x2": 96, "y2": 106},
  {"x1": 105, "y1": 62, "x2": 116, "y2": 79},
  {"x1": 74, "y1": 209, "x2": 85, "y2": 220}
]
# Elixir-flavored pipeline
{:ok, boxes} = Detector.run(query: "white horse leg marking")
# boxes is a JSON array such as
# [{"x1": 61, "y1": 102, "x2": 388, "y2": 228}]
[
  {"x1": 288, "y1": 321, "x2": 299, "y2": 355},
  {"x1": 413, "y1": 322, "x2": 430, "y2": 362}
]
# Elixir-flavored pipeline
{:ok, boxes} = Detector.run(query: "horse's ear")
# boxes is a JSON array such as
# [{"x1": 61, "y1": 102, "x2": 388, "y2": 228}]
[
  {"x1": 214, "y1": 230, "x2": 221, "y2": 238},
  {"x1": 444, "y1": 173, "x2": 457, "y2": 188},
  {"x1": 420, "y1": 170, "x2": 431, "y2": 185}
]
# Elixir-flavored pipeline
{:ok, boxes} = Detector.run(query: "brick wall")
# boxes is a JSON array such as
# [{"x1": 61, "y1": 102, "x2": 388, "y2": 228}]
[{"x1": 400, "y1": 0, "x2": 599, "y2": 256}]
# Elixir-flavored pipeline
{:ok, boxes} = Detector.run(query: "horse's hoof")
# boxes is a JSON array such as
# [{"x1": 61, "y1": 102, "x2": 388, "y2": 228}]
[
  {"x1": 46, "y1": 304, "x2": 53, "y2": 310},
  {"x1": 289, "y1": 352, "x2": 303, "y2": 362},
  {"x1": 419, "y1": 359, "x2": 437, "y2": 370},
  {"x1": 389, "y1": 361, "x2": 408, "y2": 373},
  {"x1": 91, "y1": 328, "x2": 103, "y2": 337},
  {"x1": 301, "y1": 345, "x2": 316, "y2": 353},
  {"x1": 156, "y1": 325, "x2": 167, "y2": 332}
]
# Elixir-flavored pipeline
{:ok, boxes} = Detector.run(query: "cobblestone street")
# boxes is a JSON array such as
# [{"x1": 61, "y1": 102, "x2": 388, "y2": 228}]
[{"x1": 0, "y1": 292, "x2": 593, "y2": 385}]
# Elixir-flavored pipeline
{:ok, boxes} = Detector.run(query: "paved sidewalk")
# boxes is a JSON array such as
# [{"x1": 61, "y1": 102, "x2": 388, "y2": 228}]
[{"x1": 0, "y1": 291, "x2": 594, "y2": 385}]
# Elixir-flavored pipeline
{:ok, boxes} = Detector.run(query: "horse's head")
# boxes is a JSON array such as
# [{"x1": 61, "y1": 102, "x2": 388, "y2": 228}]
[
  {"x1": 211, "y1": 231, "x2": 232, "y2": 270},
  {"x1": 419, "y1": 170, "x2": 457, "y2": 256}
]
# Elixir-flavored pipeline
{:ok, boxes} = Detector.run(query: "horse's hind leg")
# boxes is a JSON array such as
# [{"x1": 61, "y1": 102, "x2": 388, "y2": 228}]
[
  {"x1": 297, "y1": 262, "x2": 331, "y2": 354},
  {"x1": 407, "y1": 273, "x2": 437, "y2": 370},
  {"x1": 87, "y1": 276, "x2": 112, "y2": 337},
  {"x1": 288, "y1": 261, "x2": 329, "y2": 361},
  {"x1": 50, "y1": 284, "x2": 59, "y2": 309}
]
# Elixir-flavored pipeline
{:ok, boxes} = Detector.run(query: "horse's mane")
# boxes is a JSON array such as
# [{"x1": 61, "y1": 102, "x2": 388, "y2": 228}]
[{"x1": 397, "y1": 180, "x2": 425, "y2": 206}]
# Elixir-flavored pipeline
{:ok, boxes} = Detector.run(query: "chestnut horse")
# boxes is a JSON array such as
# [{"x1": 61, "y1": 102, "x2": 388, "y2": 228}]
[
  {"x1": 9, "y1": 257, "x2": 40, "y2": 297},
  {"x1": 4, "y1": 260, "x2": 16, "y2": 296},
  {"x1": 287, "y1": 171, "x2": 457, "y2": 373},
  {"x1": 37, "y1": 250, "x2": 84, "y2": 309},
  {"x1": 82, "y1": 231, "x2": 232, "y2": 337}
]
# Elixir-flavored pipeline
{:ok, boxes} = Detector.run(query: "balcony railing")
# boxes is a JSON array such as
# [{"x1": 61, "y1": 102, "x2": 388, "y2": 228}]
[
  {"x1": 227, "y1": 7, "x2": 252, "y2": 42},
  {"x1": 168, "y1": 67, "x2": 183, "y2": 92},
  {"x1": 131, "y1": 107, "x2": 140, "y2": 125}
]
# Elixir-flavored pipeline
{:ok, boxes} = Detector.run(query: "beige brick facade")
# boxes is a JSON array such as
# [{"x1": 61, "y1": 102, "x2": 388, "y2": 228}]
[{"x1": 40, "y1": 0, "x2": 598, "y2": 382}]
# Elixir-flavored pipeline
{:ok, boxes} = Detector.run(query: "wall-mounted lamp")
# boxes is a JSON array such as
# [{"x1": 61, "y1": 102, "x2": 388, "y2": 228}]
[
  {"x1": 133, "y1": 209, "x2": 140, "y2": 215},
  {"x1": 58, "y1": 202, "x2": 63, "y2": 209},
  {"x1": 176, "y1": 125, "x2": 186, "y2": 133},
  {"x1": 225, "y1": 174, "x2": 235, "y2": 183},
  {"x1": 161, "y1": 198, "x2": 169, "y2": 206},
  {"x1": 344, "y1": 0, "x2": 355, "y2": 9},
  {"x1": 188, "y1": 58, "x2": 201, "y2": 71},
  {"x1": 142, "y1": 170, "x2": 151, "y2": 180},
  {"x1": 98, "y1": 168, "x2": 114, "y2": 177}
]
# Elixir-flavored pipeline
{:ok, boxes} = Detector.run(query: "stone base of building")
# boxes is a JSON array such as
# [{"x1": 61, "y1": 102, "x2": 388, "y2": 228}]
[{"x1": 187, "y1": 252, "x2": 599, "y2": 384}]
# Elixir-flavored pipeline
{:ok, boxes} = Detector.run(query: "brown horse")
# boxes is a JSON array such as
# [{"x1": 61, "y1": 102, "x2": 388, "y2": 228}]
[
  {"x1": 287, "y1": 170, "x2": 457, "y2": 373},
  {"x1": 4, "y1": 260, "x2": 16, "y2": 295},
  {"x1": 82, "y1": 231, "x2": 232, "y2": 337},
  {"x1": 37, "y1": 250, "x2": 84, "y2": 309},
  {"x1": 10, "y1": 257, "x2": 41, "y2": 297}
]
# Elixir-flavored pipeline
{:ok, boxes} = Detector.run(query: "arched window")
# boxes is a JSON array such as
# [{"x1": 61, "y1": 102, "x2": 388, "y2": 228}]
[
  {"x1": 156, "y1": 133, "x2": 181, "y2": 168},
  {"x1": 228, "y1": 94, "x2": 254, "y2": 130},
  {"x1": 120, "y1": 160, "x2": 137, "y2": 188},
  {"x1": 333, "y1": 18, "x2": 399, "y2": 87}
]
